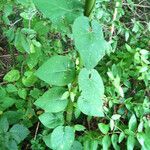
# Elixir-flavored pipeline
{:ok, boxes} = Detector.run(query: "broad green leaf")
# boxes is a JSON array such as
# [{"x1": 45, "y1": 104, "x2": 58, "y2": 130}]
[
  {"x1": 6, "y1": 84, "x2": 17, "y2": 93},
  {"x1": 98, "y1": 123, "x2": 109, "y2": 134},
  {"x1": 102, "y1": 135, "x2": 111, "y2": 150},
  {"x1": 128, "y1": 114, "x2": 137, "y2": 131},
  {"x1": 118, "y1": 132, "x2": 125, "y2": 143},
  {"x1": 3, "y1": 111, "x2": 23, "y2": 125},
  {"x1": 33, "y1": 0, "x2": 83, "y2": 28},
  {"x1": 7, "y1": 139, "x2": 18, "y2": 150},
  {"x1": 111, "y1": 134, "x2": 120, "y2": 150},
  {"x1": 127, "y1": 135, "x2": 135, "y2": 150},
  {"x1": 77, "y1": 68, "x2": 104, "y2": 117},
  {"x1": 138, "y1": 121, "x2": 144, "y2": 132},
  {"x1": 17, "y1": 0, "x2": 32, "y2": 6},
  {"x1": 78, "y1": 95, "x2": 104, "y2": 117},
  {"x1": 51, "y1": 126, "x2": 75, "y2": 150},
  {"x1": 43, "y1": 133, "x2": 52, "y2": 149},
  {"x1": 73, "y1": 16, "x2": 108, "y2": 69},
  {"x1": 14, "y1": 29, "x2": 30, "y2": 53},
  {"x1": 9, "y1": 124, "x2": 30, "y2": 144},
  {"x1": 0, "y1": 87, "x2": 6, "y2": 99},
  {"x1": 78, "y1": 68, "x2": 104, "y2": 98},
  {"x1": 83, "y1": 140, "x2": 98, "y2": 150},
  {"x1": 39, "y1": 112, "x2": 64, "y2": 129},
  {"x1": 0, "y1": 97, "x2": 15, "y2": 111},
  {"x1": 70, "y1": 141, "x2": 83, "y2": 150},
  {"x1": 0, "y1": 116, "x2": 9, "y2": 133},
  {"x1": 18, "y1": 89, "x2": 27, "y2": 99},
  {"x1": 137, "y1": 127, "x2": 150, "y2": 150},
  {"x1": 3, "y1": 70, "x2": 20, "y2": 82},
  {"x1": 35, "y1": 55, "x2": 76, "y2": 86},
  {"x1": 34, "y1": 87, "x2": 68, "y2": 113}
]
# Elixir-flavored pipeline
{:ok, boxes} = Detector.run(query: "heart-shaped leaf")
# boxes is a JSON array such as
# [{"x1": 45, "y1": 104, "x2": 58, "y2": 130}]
[
  {"x1": 73, "y1": 16, "x2": 108, "y2": 69},
  {"x1": 35, "y1": 55, "x2": 76, "y2": 86},
  {"x1": 39, "y1": 112, "x2": 64, "y2": 129},
  {"x1": 34, "y1": 0, "x2": 83, "y2": 29},
  {"x1": 77, "y1": 68, "x2": 104, "y2": 117},
  {"x1": 51, "y1": 126, "x2": 75, "y2": 150},
  {"x1": 34, "y1": 87, "x2": 68, "y2": 113}
]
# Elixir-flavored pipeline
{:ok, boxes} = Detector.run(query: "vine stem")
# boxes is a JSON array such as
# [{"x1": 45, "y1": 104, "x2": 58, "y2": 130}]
[
  {"x1": 66, "y1": 99, "x2": 74, "y2": 124},
  {"x1": 84, "y1": 0, "x2": 96, "y2": 17},
  {"x1": 66, "y1": 0, "x2": 96, "y2": 124}
]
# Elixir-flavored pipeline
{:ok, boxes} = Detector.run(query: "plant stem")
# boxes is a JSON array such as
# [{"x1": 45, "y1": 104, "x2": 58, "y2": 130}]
[
  {"x1": 66, "y1": 99, "x2": 74, "y2": 124},
  {"x1": 84, "y1": 0, "x2": 96, "y2": 17}
]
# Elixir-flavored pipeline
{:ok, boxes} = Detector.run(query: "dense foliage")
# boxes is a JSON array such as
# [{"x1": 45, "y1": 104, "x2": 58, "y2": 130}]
[{"x1": 0, "y1": 0, "x2": 150, "y2": 149}]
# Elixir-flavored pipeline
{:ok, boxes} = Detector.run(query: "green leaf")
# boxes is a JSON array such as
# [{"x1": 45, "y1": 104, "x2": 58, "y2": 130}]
[
  {"x1": 0, "y1": 87, "x2": 6, "y2": 99},
  {"x1": 74, "y1": 124, "x2": 86, "y2": 131},
  {"x1": 22, "y1": 71, "x2": 37, "y2": 87},
  {"x1": 0, "y1": 97, "x2": 15, "y2": 111},
  {"x1": 3, "y1": 111, "x2": 23, "y2": 125},
  {"x1": 73, "y1": 16, "x2": 108, "y2": 69},
  {"x1": 111, "y1": 134, "x2": 120, "y2": 150},
  {"x1": 51, "y1": 126, "x2": 75, "y2": 150},
  {"x1": 14, "y1": 29, "x2": 30, "y2": 53},
  {"x1": 9, "y1": 124, "x2": 30, "y2": 144},
  {"x1": 18, "y1": 89, "x2": 27, "y2": 99},
  {"x1": 6, "y1": 84, "x2": 17, "y2": 93},
  {"x1": 137, "y1": 127, "x2": 150, "y2": 150},
  {"x1": 0, "y1": 116, "x2": 9, "y2": 133},
  {"x1": 33, "y1": 0, "x2": 83, "y2": 29},
  {"x1": 34, "y1": 87, "x2": 68, "y2": 113},
  {"x1": 3, "y1": 70, "x2": 20, "y2": 82},
  {"x1": 128, "y1": 114, "x2": 137, "y2": 131},
  {"x1": 127, "y1": 135, "x2": 135, "y2": 150},
  {"x1": 83, "y1": 140, "x2": 98, "y2": 150},
  {"x1": 39, "y1": 112, "x2": 64, "y2": 129},
  {"x1": 70, "y1": 141, "x2": 83, "y2": 150},
  {"x1": 118, "y1": 132, "x2": 125, "y2": 143},
  {"x1": 78, "y1": 68, "x2": 104, "y2": 98},
  {"x1": 43, "y1": 133, "x2": 52, "y2": 149},
  {"x1": 7, "y1": 139, "x2": 18, "y2": 150},
  {"x1": 102, "y1": 135, "x2": 111, "y2": 150},
  {"x1": 98, "y1": 123, "x2": 109, "y2": 134},
  {"x1": 77, "y1": 68, "x2": 104, "y2": 117},
  {"x1": 78, "y1": 93, "x2": 104, "y2": 116},
  {"x1": 35, "y1": 55, "x2": 76, "y2": 86}
]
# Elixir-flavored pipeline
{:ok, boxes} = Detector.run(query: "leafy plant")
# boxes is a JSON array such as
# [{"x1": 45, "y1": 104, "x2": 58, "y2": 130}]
[{"x1": 0, "y1": 0, "x2": 150, "y2": 149}]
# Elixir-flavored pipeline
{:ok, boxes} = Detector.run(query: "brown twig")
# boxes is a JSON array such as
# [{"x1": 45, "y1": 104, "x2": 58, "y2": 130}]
[
  {"x1": 122, "y1": 3, "x2": 150, "y2": 8},
  {"x1": 34, "y1": 122, "x2": 40, "y2": 140},
  {"x1": 0, "y1": 54, "x2": 18, "y2": 58},
  {"x1": 109, "y1": 1, "x2": 121, "y2": 42},
  {"x1": 0, "y1": 81, "x2": 7, "y2": 85}
]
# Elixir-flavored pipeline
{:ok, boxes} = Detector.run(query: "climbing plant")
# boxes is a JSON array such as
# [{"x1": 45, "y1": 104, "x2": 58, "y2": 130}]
[
  {"x1": 33, "y1": 0, "x2": 109, "y2": 149},
  {"x1": 0, "y1": 0, "x2": 150, "y2": 149}
]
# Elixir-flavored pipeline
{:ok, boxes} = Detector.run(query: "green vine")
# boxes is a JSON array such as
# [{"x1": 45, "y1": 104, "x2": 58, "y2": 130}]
[{"x1": 84, "y1": 0, "x2": 96, "y2": 17}]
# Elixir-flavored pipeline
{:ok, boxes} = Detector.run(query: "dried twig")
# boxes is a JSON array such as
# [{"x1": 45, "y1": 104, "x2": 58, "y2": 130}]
[
  {"x1": 109, "y1": 1, "x2": 120, "y2": 42},
  {"x1": 0, "y1": 54, "x2": 18, "y2": 58},
  {"x1": 10, "y1": 18, "x2": 22, "y2": 27},
  {"x1": 34, "y1": 122, "x2": 40, "y2": 140}
]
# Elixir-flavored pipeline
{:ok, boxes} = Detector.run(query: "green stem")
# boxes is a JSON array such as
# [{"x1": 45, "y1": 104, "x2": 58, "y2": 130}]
[
  {"x1": 66, "y1": 99, "x2": 74, "y2": 124},
  {"x1": 84, "y1": 0, "x2": 96, "y2": 17}
]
